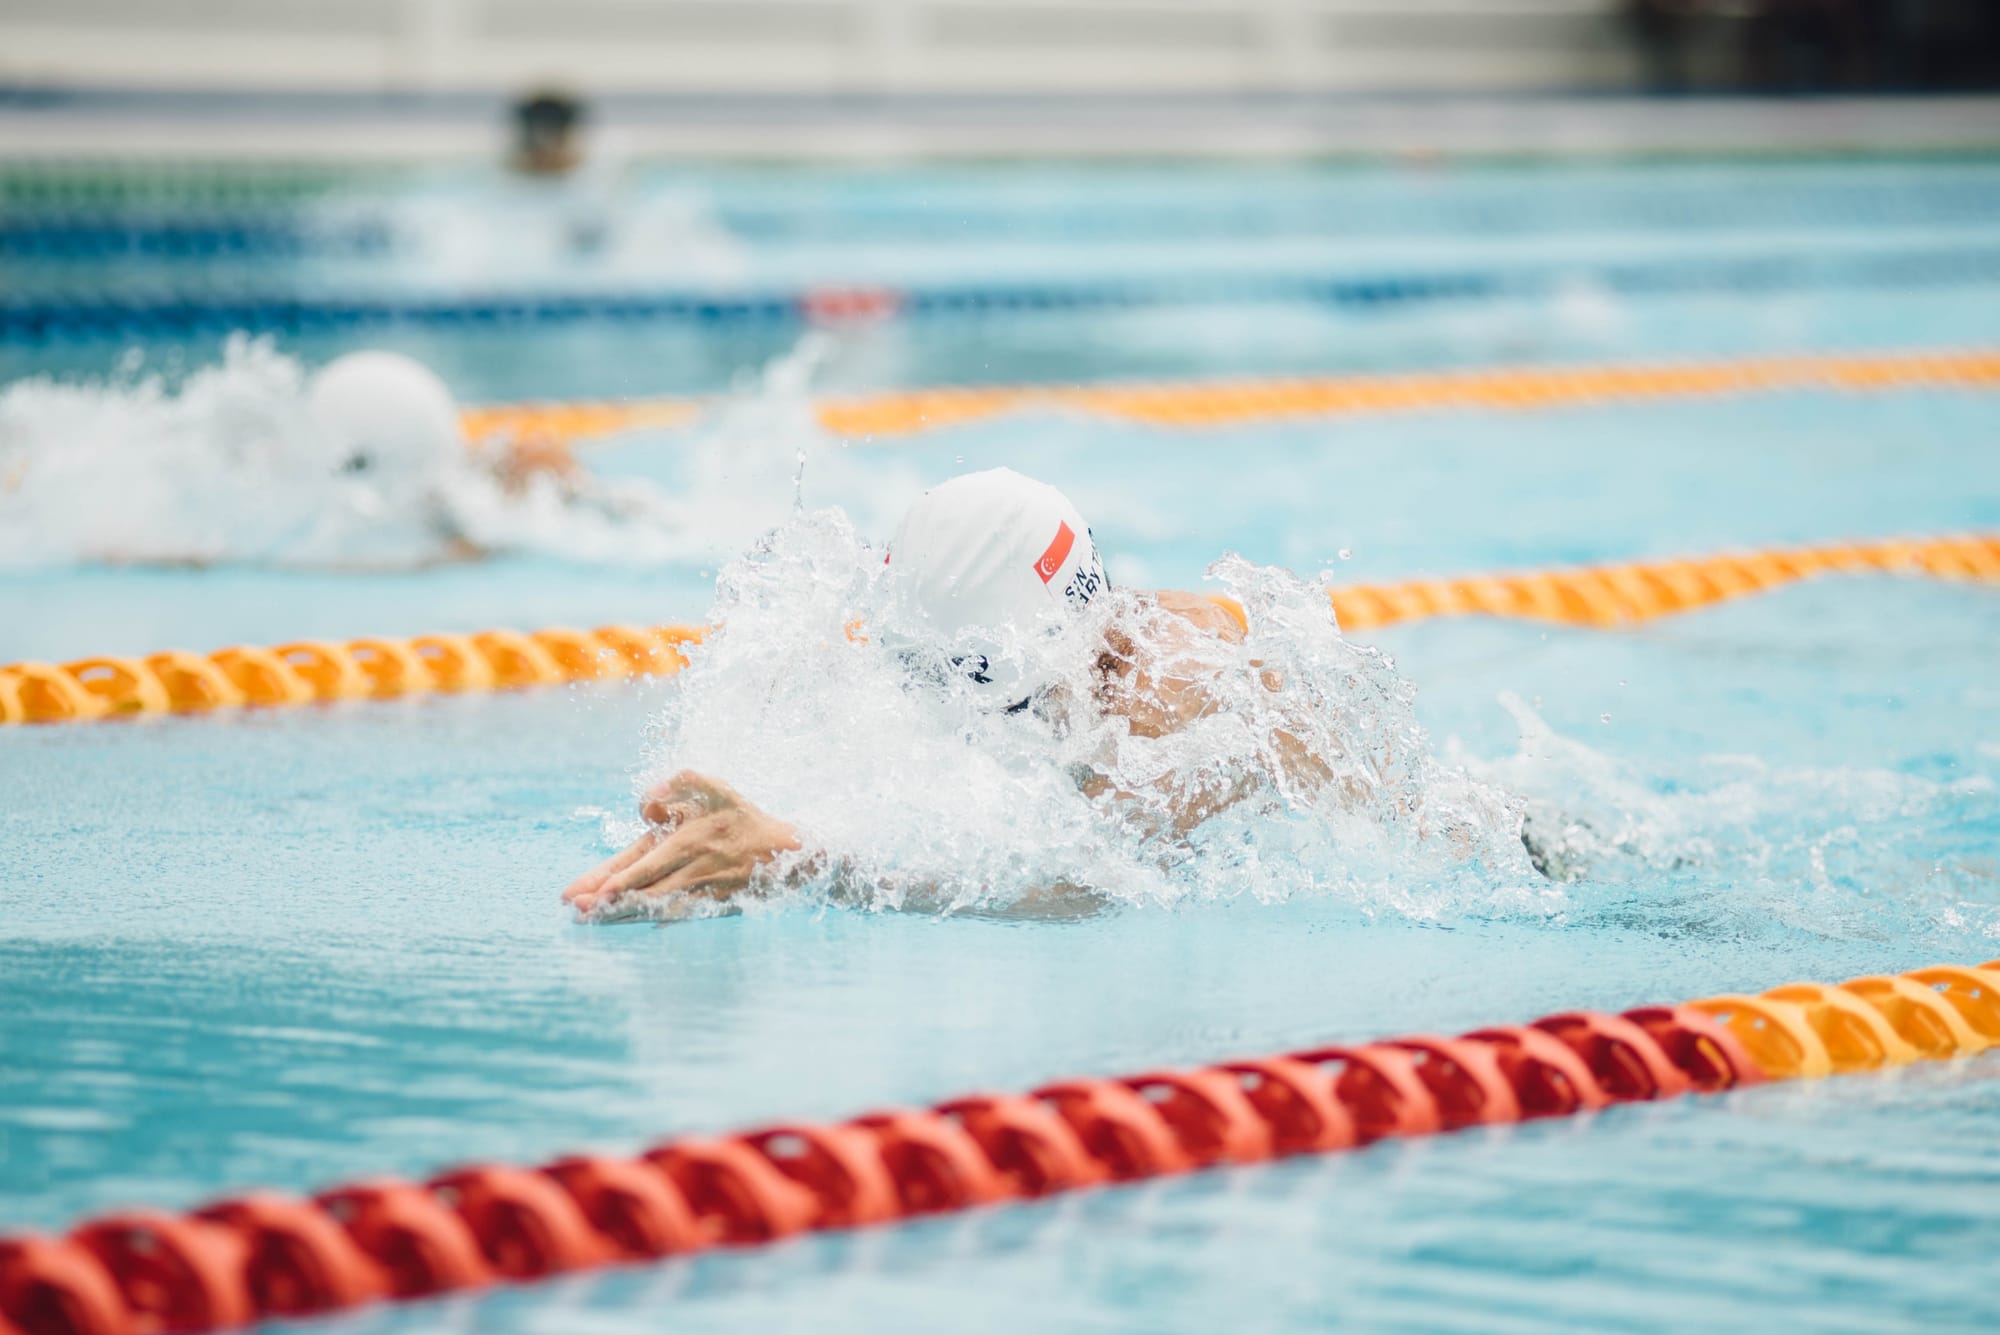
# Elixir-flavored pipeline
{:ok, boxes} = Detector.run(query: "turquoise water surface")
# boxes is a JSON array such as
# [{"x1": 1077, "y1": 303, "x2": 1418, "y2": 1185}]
[{"x1": 3, "y1": 156, "x2": 2000, "y2": 1332}]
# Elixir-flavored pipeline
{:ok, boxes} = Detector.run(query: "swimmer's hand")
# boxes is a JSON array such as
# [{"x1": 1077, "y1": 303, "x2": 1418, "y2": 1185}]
[
  {"x1": 485, "y1": 430, "x2": 583, "y2": 497},
  {"x1": 562, "y1": 771, "x2": 802, "y2": 921}
]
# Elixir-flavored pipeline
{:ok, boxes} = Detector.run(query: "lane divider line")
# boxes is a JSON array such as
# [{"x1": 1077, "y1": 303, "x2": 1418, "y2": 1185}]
[
  {"x1": 1324, "y1": 532, "x2": 2000, "y2": 632},
  {"x1": 460, "y1": 348, "x2": 2000, "y2": 443},
  {"x1": 460, "y1": 399, "x2": 701, "y2": 442},
  {"x1": 5, "y1": 533, "x2": 1996, "y2": 726},
  {"x1": 12, "y1": 243, "x2": 2000, "y2": 342},
  {"x1": 2, "y1": 960, "x2": 1995, "y2": 1335}
]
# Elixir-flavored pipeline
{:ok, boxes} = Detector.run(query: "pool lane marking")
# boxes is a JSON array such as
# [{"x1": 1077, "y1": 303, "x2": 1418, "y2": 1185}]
[
  {"x1": 1326, "y1": 532, "x2": 2000, "y2": 631},
  {"x1": 14, "y1": 242, "x2": 2000, "y2": 340},
  {"x1": 2, "y1": 960, "x2": 1996, "y2": 1334},
  {"x1": 460, "y1": 347, "x2": 2000, "y2": 443},
  {"x1": 4, "y1": 533, "x2": 1998, "y2": 726}
]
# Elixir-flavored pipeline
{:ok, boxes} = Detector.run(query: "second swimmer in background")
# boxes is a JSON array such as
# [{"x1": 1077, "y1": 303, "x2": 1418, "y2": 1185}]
[
  {"x1": 0, "y1": 342, "x2": 678, "y2": 570},
  {"x1": 304, "y1": 348, "x2": 657, "y2": 567},
  {"x1": 319, "y1": 349, "x2": 725, "y2": 569}
]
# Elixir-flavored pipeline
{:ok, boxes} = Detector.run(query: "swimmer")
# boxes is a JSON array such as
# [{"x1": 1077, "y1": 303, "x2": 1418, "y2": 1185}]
[
  {"x1": 307, "y1": 349, "x2": 670, "y2": 566},
  {"x1": 0, "y1": 340, "x2": 675, "y2": 569},
  {"x1": 309, "y1": 349, "x2": 581, "y2": 502},
  {"x1": 563, "y1": 468, "x2": 1571, "y2": 920},
  {"x1": 509, "y1": 90, "x2": 587, "y2": 178}
]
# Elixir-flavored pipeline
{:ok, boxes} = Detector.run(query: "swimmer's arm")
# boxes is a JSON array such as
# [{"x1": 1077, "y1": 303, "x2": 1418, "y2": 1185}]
[
  {"x1": 1077, "y1": 767, "x2": 1257, "y2": 840},
  {"x1": 1149, "y1": 590, "x2": 1247, "y2": 642},
  {"x1": 563, "y1": 772, "x2": 1102, "y2": 921},
  {"x1": 491, "y1": 432, "x2": 583, "y2": 495},
  {"x1": 1097, "y1": 592, "x2": 1338, "y2": 831}
]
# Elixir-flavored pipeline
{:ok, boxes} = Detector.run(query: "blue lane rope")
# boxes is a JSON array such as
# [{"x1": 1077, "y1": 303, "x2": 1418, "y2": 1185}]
[
  {"x1": 5, "y1": 245, "x2": 2000, "y2": 343},
  {"x1": 9, "y1": 177, "x2": 2000, "y2": 256},
  {"x1": 0, "y1": 218, "x2": 391, "y2": 260}
]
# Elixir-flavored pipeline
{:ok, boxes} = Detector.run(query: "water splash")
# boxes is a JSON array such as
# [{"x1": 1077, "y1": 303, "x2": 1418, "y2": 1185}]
[
  {"x1": 598, "y1": 332, "x2": 934, "y2": 569},
  {"x1": 605, "y1": 508, "x2": 1552, "y2": 923},
  {"x1": 0, "y1": 336, "x2": 839, "y2": 571},
  {"x1": 307, "y1": 171, "x2": 750, "y2": 292},
  {"x1": 1465, "y1": 693, "x2": 2000, "y2": 948},
  {"x1": 0, "y1": 336, "x2": 344, "y2": 568}
]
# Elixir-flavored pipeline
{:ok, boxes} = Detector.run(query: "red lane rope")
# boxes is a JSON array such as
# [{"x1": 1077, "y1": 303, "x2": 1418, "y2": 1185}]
[{"x1": 3, "y1": 961, "x2": 1996, "y2": 1334}]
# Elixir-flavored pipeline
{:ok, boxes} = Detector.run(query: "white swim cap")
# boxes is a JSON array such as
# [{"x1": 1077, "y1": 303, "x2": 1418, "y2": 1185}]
[
  {"x1": 306, "y1": 351, "x2": 461, "y2": 486},
  {"x1": 885, "y1": 468, "x2": 1108, "y2": 701}
]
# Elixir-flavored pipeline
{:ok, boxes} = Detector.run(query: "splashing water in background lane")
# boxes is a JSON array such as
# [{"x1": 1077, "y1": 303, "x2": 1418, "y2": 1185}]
[
  {"x1": 0, "y1": 337, "x2": 340, "y2": 567},
  {"x1": 0, "y1": 335, "x2": 598, "y2": 568},
  {"x1": 0, "y1": 334, "x2": 938, "y2": 573},
  {"x1": 0, "y1": 336, "x2": 838, "y2": 571},
  {"x1": 605, "y1": 507, "x2": 1551, "y2": 923},
  {"x1": 632, "y1": 331, "x2": 930, "y2": 553},
  {"x1": 306, "y1": 171, "x2": 751, "y2": 292}
]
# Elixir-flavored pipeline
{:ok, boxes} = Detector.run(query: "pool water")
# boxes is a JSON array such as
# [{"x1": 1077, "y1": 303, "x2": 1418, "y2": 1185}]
[
  {"x1": 4, "y1": 155, "x2": 2000, "y2": 1331},
  {"x1": 10, "y1": 156, "x2": 2000, "y2": 398}
]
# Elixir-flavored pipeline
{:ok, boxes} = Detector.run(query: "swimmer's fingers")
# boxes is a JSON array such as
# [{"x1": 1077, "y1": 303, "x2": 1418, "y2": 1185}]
[
  {"x1": 569, "y1": 819, "x2": 723, "y2": 918},
  {"x1": 651, "y1": 853, "x2": 753, "y2": 901},
  {"x1": 561, "y1": 840, "x2": 646, "y2": 904},
  {"x1": 597, "y1": 829, "x2": 709, "y2": 899},
  {"x1": 562, "y1": 832, "x2": 657, "y2": 907},
  {"x1": 568, "y1": 843, "x2": 716, "y2": 919}
]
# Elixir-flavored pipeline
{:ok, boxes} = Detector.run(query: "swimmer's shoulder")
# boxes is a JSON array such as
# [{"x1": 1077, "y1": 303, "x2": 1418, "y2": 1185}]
[{"x1": 1147, "y1": 589, "x2": 1248, "y2": 643}]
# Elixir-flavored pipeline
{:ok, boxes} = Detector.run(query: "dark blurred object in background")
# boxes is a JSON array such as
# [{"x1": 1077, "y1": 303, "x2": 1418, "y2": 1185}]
[
  {"x1": 511, "y1": 89, "x2": 586, "y2": 176},
  {"x1": 1627, "y1": 0, "x2": 2000, "y2": 92},
  {"x1": 1871, "y1": 0, "x2": 2000, "y2": 89}
]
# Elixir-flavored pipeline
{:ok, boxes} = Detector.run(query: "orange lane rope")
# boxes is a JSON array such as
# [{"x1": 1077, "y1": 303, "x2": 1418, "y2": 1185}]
[
  {"x1": 2, "y1": 959, "x2": 1995, "y2": 1335},
  {"x1": 458, "y1": 398, "x2": 699, "y2": 444},
  {"x1": 1323, "y1": 531, "x2": 2000, "y2": 632},
  {"x1": 0, "y1": 626, "x2": 705, "y2": 727},
  {"x1": 460, "y1": 348, "x2": 2000, "y2": 443},
  {"x1": 4, "y1": 533, "x2": 1997, "y2": 726}
]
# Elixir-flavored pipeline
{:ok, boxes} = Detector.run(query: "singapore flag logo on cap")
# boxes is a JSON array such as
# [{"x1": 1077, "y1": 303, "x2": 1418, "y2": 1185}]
[{"x1": 1033, "y1": 522, "x2": 1075, "y2": 584}]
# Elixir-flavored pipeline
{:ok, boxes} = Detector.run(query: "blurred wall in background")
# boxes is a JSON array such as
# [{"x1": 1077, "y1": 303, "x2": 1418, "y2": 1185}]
[
  {"x1": 7, "y1": 1, "x2": 1989, "y2": 100},
  {"x1": 5, "y1": 2, "x2": 1993, "y2": 161},
  {"x1": 1, "y1": 0, "x2": 1652, "y2": 96}
]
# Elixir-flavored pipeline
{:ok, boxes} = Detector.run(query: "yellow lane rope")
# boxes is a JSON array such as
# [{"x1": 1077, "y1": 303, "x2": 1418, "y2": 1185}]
[
  {"x1": 461, "y1": 348, "x2": 2000, "y2": 443},
  {"x1": 5, "y1": 533, "x2": 1995, "y2": 726}
]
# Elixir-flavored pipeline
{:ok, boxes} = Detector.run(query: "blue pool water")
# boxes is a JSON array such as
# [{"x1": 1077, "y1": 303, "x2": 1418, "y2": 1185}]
[
  {"x1": 3, "y1": 155, "x2": 2000, "y2": 1331},
  {"x1": 10, "y1": 156, "x2": 2000, "y2": 398}
]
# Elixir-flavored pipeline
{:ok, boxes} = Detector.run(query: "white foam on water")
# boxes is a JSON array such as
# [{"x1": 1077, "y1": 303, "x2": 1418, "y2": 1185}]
[
  {"x1": 308, "y1": 169, "x2": 750, "y2": 292},
  {"x1": 0, "y1": 335, "x2": 862, "y2": 571},
  {"x1": 1464, "y1": 694, "x2": 2000, "y2": 946},
  {"x1": 607, "y1": 332, "x2": 932, "y2": 567},
  {"x1": 602, "y1": 507, "x2": 1554, "y2": 923},
  {"x1": 0, "y1": 336, "x2": 338, "y2": 567}
]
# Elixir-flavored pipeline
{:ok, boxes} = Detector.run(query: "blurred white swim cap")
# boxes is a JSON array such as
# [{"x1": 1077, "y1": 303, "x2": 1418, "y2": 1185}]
[
  {"x1": 306, "y1": 350, "x2": 461, "y2": 485},
  {"x1": 885, "y1": 468, "x2": 1108, "y2": 699}
]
